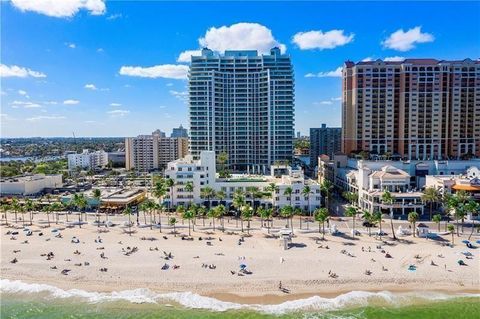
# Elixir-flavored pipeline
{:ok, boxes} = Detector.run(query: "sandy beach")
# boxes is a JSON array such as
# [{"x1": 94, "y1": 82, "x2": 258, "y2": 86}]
[{"x1": 1, "y1": 213, "x2": 479, "y2": 304}]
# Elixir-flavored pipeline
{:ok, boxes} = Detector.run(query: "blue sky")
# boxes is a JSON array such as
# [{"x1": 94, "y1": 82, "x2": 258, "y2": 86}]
[{"x1": 1, "y1": 1, "x2": 479, "y2": 137}]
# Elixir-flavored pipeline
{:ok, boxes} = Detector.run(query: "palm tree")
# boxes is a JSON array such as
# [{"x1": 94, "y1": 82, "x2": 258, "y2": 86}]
[
  {"x1": 233, "y1": 189, "x2": 246, "y2": 227},
  {"x1": 466, "y1": 200, "x2": 480, "y2": 240},
  {"x1": 217, "y1": 151, "x2": 229, "y2": 177},
  {"x1": 185, "y1": 182, "x2": 194, "y2": 207},
  {"x1": 257, "y1": 206, "x2": 268, "y2": 231},
  {"x1": 139, "y1": 200, "x2": 151, "y2": 228},
  {"x1": 215, "y1": 204, "x2": 226, "y2": 232},
  {"x1": 320, "y1": 180, "x2": 333, "y2": 213},
  {"x1": 11, "y1": 198, "x2": 20, "y2": 224},
  {"x1": 0, "y1": 203, "x2": 10, "y2": 226},
  {"x1": 265, "y1": 183, "x2": 279, "y2": 209},
  {"x1": 18, "y1": 204, "x2": 27, "y2": 228},
  {"x1": 73, "y1": 193, "x2": 88, "y2": 228},
  {"x1": 283, "y1": 187, "x2": 293, "y2": 207},
  {"x1": 432, "y1": 214, "x2": 442, "y2": 232},
  {"x1": 343, "y1": 191, "x2": 358, "y2": 206},
  {"x1": 123, "y1": 205, "x2": 133, "y2": 236},
  {"x1": 362, "y1": 211, "x2": 373, "y2": 236},
  {"x1": 24, "y1": 198, "x2": 35, "y2": 226},
  {"x1": 153, "y1": 181, "x2": 167, "y2": 207},
  {"x1": 92, "y1": 189, "x2": 102, "y2": 227},
  {"x1": 280, "y1": 205, "x2": 294, "y2": 233},
  {"x1": 447, "y1": 224, "x2": 455, "y2": 245},
  {"x1": 216, "y1": 190, "x2": 226, "y2": 205},
  {"x1": 182, "y1": 209, "x2": 194, "y2": 236},
  {"x1": 381, "y1": 190, "x2": 397, "y2": 240},
  {"x1": 42, "y1": 204, "x2": 52, "y2": 227},
  {"x1": 408, "y1": 211, "x2": 419, "y2": 237},
  {"x1": 50, "y1": 202, "x2": 63, "y2": 225},
  {"x1": 294, "y1": 207, "x2": 303, "y2": 230},
  {"x1": 345, "y1": 206, "x2": 357, "y2": 237},
  {"x1": 240, "y1": 204, "x2": 253, "y2": 234},
  {"x1": 197, "y1": 205, "x2": 207, "y2": 227},
  {"x1": 302, "y1": 185, "x2": 312, "y2": 216},
  {"x1": 422, "y1": 187, "x2": 440, "y2": 221},
  {"x1": 373, "y1": 211, "x2": 383, "y2": 239},
  {"x1": 169, "y1": 217, "x2": 178, "y2": 236},
  {"x1": 314, "y1": 207, "x2": 329, "y2": 240},
  {"x1": 200, "y1": 186, "x2": 216, "y2": 209},
  {"x1": 164, "y1": 178, "x2": 175, "y2": 210}
]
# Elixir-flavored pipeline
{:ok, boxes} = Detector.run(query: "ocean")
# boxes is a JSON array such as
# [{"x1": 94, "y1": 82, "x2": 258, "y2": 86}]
[{"x1": 1, "y1": 280, "x2": 479, "y2": 319}]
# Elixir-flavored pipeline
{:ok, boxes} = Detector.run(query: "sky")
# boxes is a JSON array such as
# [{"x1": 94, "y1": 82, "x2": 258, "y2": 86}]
[{"x1": 1, "y1": 0, "x2": 479, "y2": 138}]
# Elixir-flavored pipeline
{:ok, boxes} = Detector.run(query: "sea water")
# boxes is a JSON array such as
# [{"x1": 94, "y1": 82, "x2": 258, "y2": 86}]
[{"x1": 1, "y1": 279, "x2": 479, "y2": 318}]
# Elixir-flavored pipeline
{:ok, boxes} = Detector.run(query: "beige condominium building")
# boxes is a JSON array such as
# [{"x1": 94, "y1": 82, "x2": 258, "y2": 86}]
[
  {"x1": 342, "y1": 58, "x2": 480, "y2": 160},
  {"x1": 125, "y1": 130, "x2": 188, "y2": 171}
]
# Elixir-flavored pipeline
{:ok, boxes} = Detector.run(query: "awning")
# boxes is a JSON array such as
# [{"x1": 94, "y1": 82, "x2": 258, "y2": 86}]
[{"x1": 452, "y1": 185, "x2": 480, "y2": 191}]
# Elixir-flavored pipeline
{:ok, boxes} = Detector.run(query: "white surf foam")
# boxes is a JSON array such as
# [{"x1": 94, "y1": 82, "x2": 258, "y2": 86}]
[{"x1": 0, "y1": 279, "x2": 477, "y2": 314}]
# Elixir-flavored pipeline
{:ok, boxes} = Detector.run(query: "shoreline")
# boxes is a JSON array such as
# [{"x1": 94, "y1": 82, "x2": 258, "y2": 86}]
[{"x1": 1, "y1": 216, "x2": 479, "y2": 306}]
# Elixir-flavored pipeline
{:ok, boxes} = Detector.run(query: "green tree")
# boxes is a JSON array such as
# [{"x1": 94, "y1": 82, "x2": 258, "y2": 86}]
[
  {"x1": 214, "y1": 204, "x2": 226, "y2": 232},
  {"x1": 11, "y1": 198, "x2": 20, "y2": 224},
  {"x1": 182, "y1": 209, "x2": 194, "y2": 236},
  {"x1": 373, "y1": 211, "x2": 383, "y2": 239},
  {"x1": 280, "y1": 205, "x2": 294, "y2": 233},
  {"x1": 422, "y1": 187, "x2": 440, "y2": 221},
  {"x1": 314, "y1": 207, "x2": 329, "y2": 240},
  {"x1": 169, "y1": 217, "x2": 178, "y2": 236},
  {"x1": 92, "y1": 189, "x2": 102, "y2": 227},
  {"x1": 283, "y1": 187, "x2": 293, "y2": 207},
  {"x1": 42, "y1": 204, "x2": 52, "y2": 227},
  {"x1": 265, "y1": 183, "x2": 279, "y2": 209},
  {"x1": 345, "y1": 206, "x2": 358, "y2": 237},
  {"x1": 185, "y1": 182, "x2": 194, "y2": 207},
  {"x1": 232, "y1": 189, "x2": 246, "y2": 226},
  {"x1": 362, "y1": 211, "x2": 374, "y2": 236},
  {"x1": 240, "y1": 204, "x2": 253, "y2": 234},
  {"x1": 381, "y1": 190, "x2": 397, "y2": 240},
  {"x1": 217, "y1": 151, "x2": 230, "y2": 178},
  {"x1": 432, "y1": 214, "x2": 442, "y2": 232},
  {"x1": 465, "y1": 200, "x2": 480, "y2": 240},
  {"x1": 123, "y1": 205, "x2": 134, "y2": 236},
  {"x1": 408, "y1": 211, "x2": 419, "y2": 237},
  {"x1": 447, "y1": 224, "x2": 455, "y2": 245},
  {"x1": 320, "y1": 180, "x2": 333, "y2": 213},
  {"x1": 164, "y1": 178, "x2": 175, "y2": 210},
  {"x1": 294, "y1": 207, "x2": 303, "y2": 230},
  {"x1": 200, "y1": 186, "x2": 216, "y2": 209},
  {"x1": 302, "y1": 185, "x2": 312, "y2": 215}
]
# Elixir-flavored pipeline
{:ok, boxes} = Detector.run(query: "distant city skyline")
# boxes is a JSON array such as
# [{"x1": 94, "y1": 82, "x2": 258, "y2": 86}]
[{"x1": 1, "y1": 1, "x2": 479, "y2": 137}]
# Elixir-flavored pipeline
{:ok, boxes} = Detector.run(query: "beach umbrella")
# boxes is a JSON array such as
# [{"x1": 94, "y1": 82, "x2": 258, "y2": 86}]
[
  {"x1": 239, "y1": 264, "x2": 247, "y2": 269},
  {"x1": 51, "y1": 228, "x2": 59, "y2": 232},
  {"x1": 476, "y1": 240, "x2": 480, "y2": 245},
  {"x1": 462, "y1": 240, "x2": 470, "y2": 244}
]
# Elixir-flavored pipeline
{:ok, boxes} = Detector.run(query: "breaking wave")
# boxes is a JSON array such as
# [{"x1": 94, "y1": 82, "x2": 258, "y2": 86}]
[{"x1": 0, "y1": 279, "x2": 477, "y2": 314}]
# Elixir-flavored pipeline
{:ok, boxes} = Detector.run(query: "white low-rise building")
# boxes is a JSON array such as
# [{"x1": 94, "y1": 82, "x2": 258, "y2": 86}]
[
  {"x1": 164, "y1": 151, "x2": 321, "y2": 211},
  {"x1": 426, "y1": 166, "x2": 480, "y2": 202},
  {"x1": 0, "y1": 174, "x2": 63, "y2": 196},
  {"x1": 68, "y1": 149, "x2": 108, "y2": 171}
]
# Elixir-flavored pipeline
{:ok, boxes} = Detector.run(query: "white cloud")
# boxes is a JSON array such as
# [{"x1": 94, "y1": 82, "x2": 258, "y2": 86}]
[
  {"x1": 169, "y1": 90, "x2": 188, "y2": 102},
  {"x1": 362, "y1": 57, "x2": 374, "y2": 62},
  {"x1": 384, "y1": 56, "x2": 405, "y2": 62},
  {"x1": 18, "y1": 90, "x2": 27, "y2": 95},
  {"x1": 166, "y1": 83, "x2": 173, "y2": 87},
  {"x1": 382, "y1": 26, "x2": 434, "y2": 51},
  {"x1": 305, "y1": 66, "x2": 342, "y2": 78},
  {"x1": 43, "y1": 101, "x2": 58, "y2": 105},
  {"x1": 97, "y1": 48, "x2": 104, "y2": 53},
  {"x1": 331, "y1": 96, "x2": 342, "y2": 101},
  {"x1": 119, "y1": 64, "x2": 188, "y2": 80},
  {"x1": 199, "y1": 23, "x2": 286, "y2": 54},
  {"x1": 84, "y1": 83, "x2": 97, "y2": 90},
  {"x1": 292, "y1": 30, "x2": 354, "y2": 50},
  {"x1": 110, "y1": 103, "x2": 121, "y2": 107},
  {"x1": 318, "y1": 101, "x2": 333, "y2": 105},
  {"x1": 10, "y1": 100, "x2": 41, "y2": 108},
  {"x1": 66, "y1": 42, "x2": 76, "y2": 49},
  {"x1": 63, "y1": 99, "x2": 79, "y2": 105},
  {"x1": 1, "y1": 90, "x2": 6, "y2": 96},
  {"x1": 177, "y1": 50, "x2": 202, "y2": 63},
  {"x1": 0, "y1": 64, "x2": 46, "y2": 78},
  {"x1": 11, "y1": 0, "x2": 106, "y2": 18},
  {"x1": 106, "y1": 13, "x2": 122, "y2": 20},
  {"x1": 27, "y1": 115, "x2": 66, "y2": 121},
  {"x1": 107, "y1": 109, "x2": 130, "y2": 117}
]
